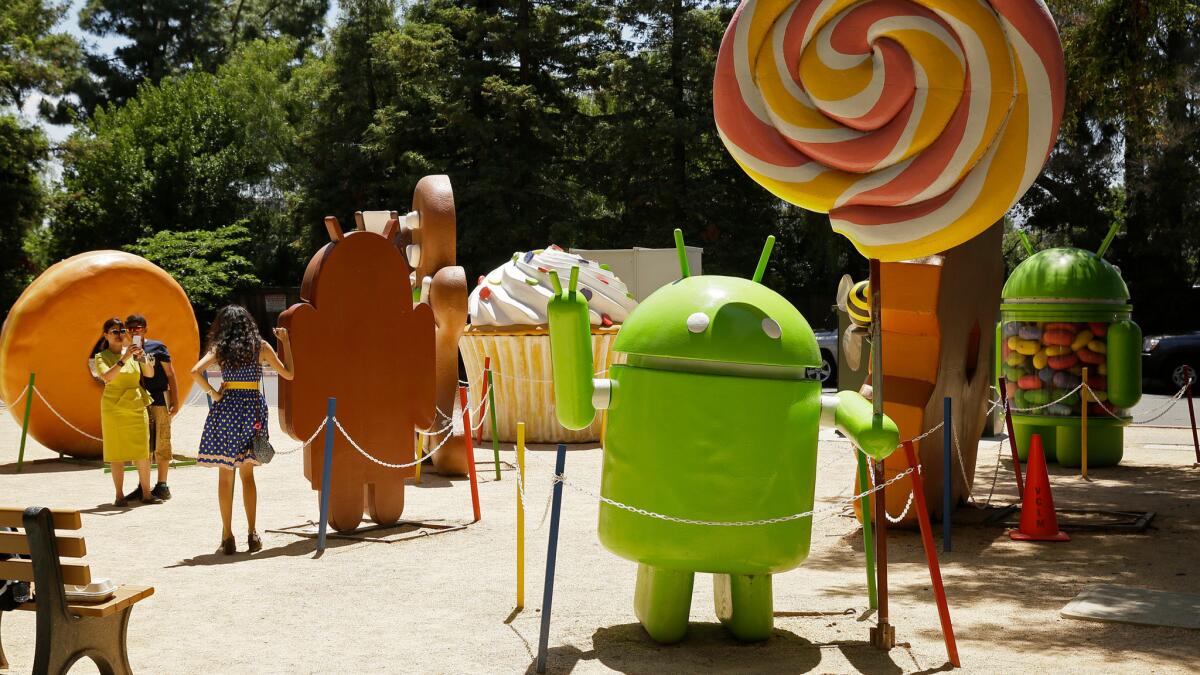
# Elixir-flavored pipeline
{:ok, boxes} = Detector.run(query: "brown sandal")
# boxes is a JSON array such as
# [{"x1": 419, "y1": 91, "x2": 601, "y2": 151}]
[
  {"x1": 247, "y1": 532, "x2": 262, "y2": 553},
  {"x1": 221, "y1": 536, "x2": 236, "y2": 555}
]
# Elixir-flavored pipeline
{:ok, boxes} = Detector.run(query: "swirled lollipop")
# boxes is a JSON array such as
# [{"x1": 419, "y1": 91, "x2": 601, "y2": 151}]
[{"x1": 714, "y1": 0, "x2": 1065, "y2": 261}]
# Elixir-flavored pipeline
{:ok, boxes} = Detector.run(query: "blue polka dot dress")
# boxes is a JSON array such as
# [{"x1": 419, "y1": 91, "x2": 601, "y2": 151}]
[{"x1": 197, "y1": 363, "x2": 268, "y2": 468}]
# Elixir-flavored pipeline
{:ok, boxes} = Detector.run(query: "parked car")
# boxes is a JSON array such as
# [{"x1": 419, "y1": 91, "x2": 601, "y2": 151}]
[
  {"x1": 1142, "y1": 332, "x2": 1200, "y2": 391},
  {"x1": 814, "y1": 329, "x2": 838, "y2": 388}
]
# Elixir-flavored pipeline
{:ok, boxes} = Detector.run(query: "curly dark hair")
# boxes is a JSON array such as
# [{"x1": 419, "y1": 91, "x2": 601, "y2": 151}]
[{"x1": 207, "y1": 305, "x2": 261, "y2": 369}]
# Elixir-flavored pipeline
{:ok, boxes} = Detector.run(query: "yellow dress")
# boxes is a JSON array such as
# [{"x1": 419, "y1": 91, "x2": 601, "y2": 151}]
[{"x1": 95, "y1": 350, "x2": 152, "y2": 462}]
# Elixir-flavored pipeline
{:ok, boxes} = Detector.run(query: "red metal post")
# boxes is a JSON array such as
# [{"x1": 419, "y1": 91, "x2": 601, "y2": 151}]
[
  {"x1": 903, "y1": 441, "x2": 961, "y2": 667},
  {"x1": 998, "y1": 377, "x2": 1024, "y2": 498},
  {"x1": 478, "y1": 356, "x2": 491, "y2": 445},
  {"x1": 460, "y1": 386, "x2": 482, "y2": 522},
  {"x1": 1185, "y1": 367, "x2": 1198, "y2": 465}
]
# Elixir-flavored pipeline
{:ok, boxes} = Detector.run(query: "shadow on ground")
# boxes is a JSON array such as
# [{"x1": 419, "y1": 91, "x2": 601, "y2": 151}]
[{"x1": 521, "y1": 622, "x2": 937, "y2": 674}]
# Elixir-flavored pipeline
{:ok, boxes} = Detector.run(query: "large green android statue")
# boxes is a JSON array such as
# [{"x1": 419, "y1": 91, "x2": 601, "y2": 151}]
[{"x1": 547, "y1": 230, "x2": 899, "y2": 644}]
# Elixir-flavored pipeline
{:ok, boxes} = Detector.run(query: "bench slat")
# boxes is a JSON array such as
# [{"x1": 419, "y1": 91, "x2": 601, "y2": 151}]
[
  {"x1": 0, "y1": 532, "x2": 87, "y2": 558},
  {"x1": 0, "y1": 508, "x2": 82, "y2": 530},
  {"x1": 15, "y1": 585, "x2": 154, "y2": 619},
  {"x1": 0, "y1": 560, "x2": 91, "y2": 586}
]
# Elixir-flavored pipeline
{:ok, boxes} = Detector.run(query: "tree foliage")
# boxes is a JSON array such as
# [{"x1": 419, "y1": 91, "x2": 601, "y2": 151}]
[
  {"x1": 126, "y1": 222, "x2": 260, "y2": 314},
  {"x1": 5, "y1": 0, "x2": 1197, "y2": 331},
  {"x1": 51, "y1": 40, "x2": 302, "y2": 273},
  {"x1": 74, "y1": 0, "x2": 327, "y2": 114},
  {"x1": 0, "y1": 0, "x2": 80, "y2": 111}
]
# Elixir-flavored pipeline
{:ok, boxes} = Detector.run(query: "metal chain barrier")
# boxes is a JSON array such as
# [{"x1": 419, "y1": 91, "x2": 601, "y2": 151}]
[
  {"x1": 32, "y1": 386, "x2": 103, "y2": 441},
  {"x1": 556, "y1": 464, "x2": 917, "y2": 527},
  {"x1": 1085, "y1": 379, "x2": 1192, "y2": 425},
  {"x1": 272, "y1": 417, "x2": 330, "y2": 456},
  {"x1": 0, "y1": 385, "x2": 28, "y2": 411},
  {"x1": 333, "y1": 416, "x2": 454, "y2": 469},
  {"x1": 1005, "y1": 383, "x2": 1084, "y2": 413},
  {"x1": 513, "y1": 456, "x2": 556, "y2": 532}
]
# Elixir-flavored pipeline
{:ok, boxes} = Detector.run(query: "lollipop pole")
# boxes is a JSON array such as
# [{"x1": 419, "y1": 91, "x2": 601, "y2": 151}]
[{"x1": 868, "y1": 258, "x2": 895, "y2": 650}]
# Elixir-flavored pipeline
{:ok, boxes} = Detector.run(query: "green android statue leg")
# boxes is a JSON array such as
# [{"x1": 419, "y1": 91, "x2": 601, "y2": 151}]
[
  {"x1": 714, "y1": 573, "x2": 774, "y2": 641},
  {"x1": 634, "y1": 564, "x2": 694, "y2": 643}
]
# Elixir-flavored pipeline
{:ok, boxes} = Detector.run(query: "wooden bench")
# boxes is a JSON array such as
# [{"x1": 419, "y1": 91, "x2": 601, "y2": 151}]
[{"x1": 0, "y1": 507, "x2": 153, "y2": 674}]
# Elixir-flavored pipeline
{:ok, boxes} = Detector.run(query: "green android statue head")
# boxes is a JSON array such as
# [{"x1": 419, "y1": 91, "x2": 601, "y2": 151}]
[{"x1": 545, "y1": 229, "x2": 898, "y2": 645}]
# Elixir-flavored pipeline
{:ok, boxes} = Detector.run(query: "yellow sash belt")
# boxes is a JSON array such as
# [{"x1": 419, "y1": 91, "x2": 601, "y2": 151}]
[{"x1": 223, "y1": 382, "x2": 258, "y2": 390}]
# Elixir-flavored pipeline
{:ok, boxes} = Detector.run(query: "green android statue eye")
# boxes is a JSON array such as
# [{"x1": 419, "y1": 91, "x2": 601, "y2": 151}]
[{"x1": 686, "y1": 312, "x2": 709, "y2": 333}]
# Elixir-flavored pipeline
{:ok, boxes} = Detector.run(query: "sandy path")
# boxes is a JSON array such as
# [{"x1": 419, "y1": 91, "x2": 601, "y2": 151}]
[{"x1": 1, "y1": 404, "x2": 1198, "y2": 673}]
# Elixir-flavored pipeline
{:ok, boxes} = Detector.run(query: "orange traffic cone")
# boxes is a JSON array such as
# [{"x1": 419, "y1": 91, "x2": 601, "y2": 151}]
[{"x1": 1009, "y1": 434, "x2": 1070, "y2": 542}]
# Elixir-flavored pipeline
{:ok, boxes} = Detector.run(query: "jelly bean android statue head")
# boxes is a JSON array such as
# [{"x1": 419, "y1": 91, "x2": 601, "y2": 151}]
[{"x1": 547, "y1": 230, "x2": 898, "y2": 644}]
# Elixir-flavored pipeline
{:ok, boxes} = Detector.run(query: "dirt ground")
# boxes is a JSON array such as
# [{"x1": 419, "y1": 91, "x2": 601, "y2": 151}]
[{"x1": 1, "y1": 404, "x2": 1198, "y2": 674}]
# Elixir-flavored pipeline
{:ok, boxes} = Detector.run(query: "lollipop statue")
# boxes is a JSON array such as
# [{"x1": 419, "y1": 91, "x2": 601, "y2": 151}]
[{"x1": 715, "y1": 1, "x2": 1066, "y2": 516}]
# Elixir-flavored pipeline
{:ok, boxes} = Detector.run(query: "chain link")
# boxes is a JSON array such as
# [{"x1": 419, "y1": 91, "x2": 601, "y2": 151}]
[
  {"x1": 273, "y1": 417, "x2": 329, "y2": 456},
  {"x1": 32, "y1": 387, "x2": 103, "y2": 441},
  {"x1": 513, "y1": 457, "x2": 556, "y2": 532},
  {"x1": 1005, "y1": 383, "x2": 1084, "y2": 413},
  {"x1": 557, "y1": 465, "x2": 916, "y2": 527},
  {"x1": 0, "y1": 385, "x2": 29, "y2": 411},
  {"x1": 333, "y1": 417, "x2": 454, "y2": 469}
]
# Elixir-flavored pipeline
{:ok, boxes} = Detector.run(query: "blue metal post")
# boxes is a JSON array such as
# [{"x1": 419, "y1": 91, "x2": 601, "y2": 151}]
[
  {"x1": 536, "y1": 445, "x2": 567, "y2": 673},
  {"x1": 318, "y1": 397, "x2": 337, "y2": 553},
  {"x1": 943, "y1": 396, "x2": 952, "y2": 553}
]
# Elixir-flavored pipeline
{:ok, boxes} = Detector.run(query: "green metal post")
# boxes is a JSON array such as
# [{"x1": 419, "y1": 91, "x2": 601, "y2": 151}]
[
  {"x1": 16, "y1": 373, "x2": 36, "y2": 473},
  {"x1": 856, "y1": 449, "x2": 878, "y2": 609},
  {"x1": 487, "y1": 368, "x2": 501, "y2": 480}
]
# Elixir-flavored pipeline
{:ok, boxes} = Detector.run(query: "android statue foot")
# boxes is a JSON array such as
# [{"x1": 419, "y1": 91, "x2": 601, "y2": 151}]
[
  {"x1": 632, "y1": 565, "x2": 775, "y2": 643},
  {"x1": 633, "y1": 564, "x2": 694, "y2": 643},
  {"x1": 714, "y1": 573, "x2": 774, "y2": 641}
]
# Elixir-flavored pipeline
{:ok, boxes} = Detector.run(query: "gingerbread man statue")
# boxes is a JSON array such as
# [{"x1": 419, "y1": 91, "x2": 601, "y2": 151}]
[{"x1": 278, "y1": 214, "x2": 435, "y2": 532}]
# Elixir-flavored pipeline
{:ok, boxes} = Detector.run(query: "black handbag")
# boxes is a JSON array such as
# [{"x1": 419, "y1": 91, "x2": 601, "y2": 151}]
[{"x1": 250, "y1": 378, "x2": 274, "y2": 465}]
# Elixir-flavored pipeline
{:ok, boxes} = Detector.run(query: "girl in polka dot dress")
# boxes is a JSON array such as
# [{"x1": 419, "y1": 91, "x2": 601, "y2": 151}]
[{"x1": 192, "y1": 306, "x2": 294, "y2": 555}]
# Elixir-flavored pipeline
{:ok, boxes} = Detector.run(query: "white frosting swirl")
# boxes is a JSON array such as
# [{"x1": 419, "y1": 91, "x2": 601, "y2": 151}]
[{"x1": 468, "y1": 246, "x2": 638, "y2": 327}]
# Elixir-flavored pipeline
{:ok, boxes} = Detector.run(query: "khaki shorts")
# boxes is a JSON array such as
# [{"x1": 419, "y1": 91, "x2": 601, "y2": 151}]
[{"x1": 148, "y1": 405, "x2": 173, "y2": 463}]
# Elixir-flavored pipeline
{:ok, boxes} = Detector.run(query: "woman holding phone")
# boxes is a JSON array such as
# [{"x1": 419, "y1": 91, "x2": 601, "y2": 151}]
[
  {"x1": 92, "y1": 317, "x2": 162, "y2": 506},
  {"x1": 191, "y1": 306, "x2": 293, "y2": 555}
]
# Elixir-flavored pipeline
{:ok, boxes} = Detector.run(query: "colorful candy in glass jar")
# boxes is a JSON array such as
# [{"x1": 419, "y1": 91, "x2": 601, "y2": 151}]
[{"x1": 996, "y1": 248, "x2": 1141, "y2": 467}]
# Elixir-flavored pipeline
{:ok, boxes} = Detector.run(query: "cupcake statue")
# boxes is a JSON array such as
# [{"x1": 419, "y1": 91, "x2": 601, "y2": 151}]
[{"x1": 460, "y1": 246, "x2": 637, "y2": 443}]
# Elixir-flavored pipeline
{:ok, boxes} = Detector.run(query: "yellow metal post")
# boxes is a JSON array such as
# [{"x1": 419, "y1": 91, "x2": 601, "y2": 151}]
[
  {"x1": 414, "y1": 432, "x2": 424, "y2": 484},
  {"x1": 517, "y1": 422, "x2": 526, "y2": 610},
  {"x1": 1081, "y1": 367, "x2": 1089, "y2": 479}
]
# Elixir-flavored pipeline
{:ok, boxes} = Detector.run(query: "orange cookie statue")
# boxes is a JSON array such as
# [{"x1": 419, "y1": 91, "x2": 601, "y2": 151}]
[{"x1": 278, "y1": 215, "x2": 435, "y2": 532}]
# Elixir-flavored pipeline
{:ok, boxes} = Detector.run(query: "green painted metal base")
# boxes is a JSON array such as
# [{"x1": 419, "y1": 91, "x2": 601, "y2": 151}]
[{"x1": 1013, "y1": 416, "x2": 1126, "y2": 467}]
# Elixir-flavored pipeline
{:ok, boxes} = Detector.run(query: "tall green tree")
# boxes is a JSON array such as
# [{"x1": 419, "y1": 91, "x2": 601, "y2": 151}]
[
  {"x1": 50, "y1": 39, "x2": 304, "y2": 288},
  {"x1": 1021, "y1": 1, "x2": 1200, "y2": 331},
  {"x1": 74, "y1": 0, "x2": 328, "y2": 114},
  {"x1": 0, "y1": 0, "x2": 80, "y2": 314}
]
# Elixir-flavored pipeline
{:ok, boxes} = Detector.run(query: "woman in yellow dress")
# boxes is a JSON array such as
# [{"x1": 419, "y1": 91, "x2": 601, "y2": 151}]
[{"x1": 92, "y1": 317, "x2": 162, "y2": 506}]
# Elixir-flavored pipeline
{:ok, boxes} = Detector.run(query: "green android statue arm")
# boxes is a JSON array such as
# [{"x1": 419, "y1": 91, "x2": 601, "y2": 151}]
[
  {"x1": 548, "y1": 268, "x2": 599, "y2": 430},
  {"x1": 821, "y1": 391, "x2": 900, "y2": 460},
  {"x1": 1106, "y1": 319, "x2": 1142, "y2": 408}
]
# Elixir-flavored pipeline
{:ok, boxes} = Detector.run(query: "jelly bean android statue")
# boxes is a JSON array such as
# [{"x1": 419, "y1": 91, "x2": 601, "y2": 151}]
[{"x1": 547, "y1": 231, "x2": 899, "y2": 644}]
